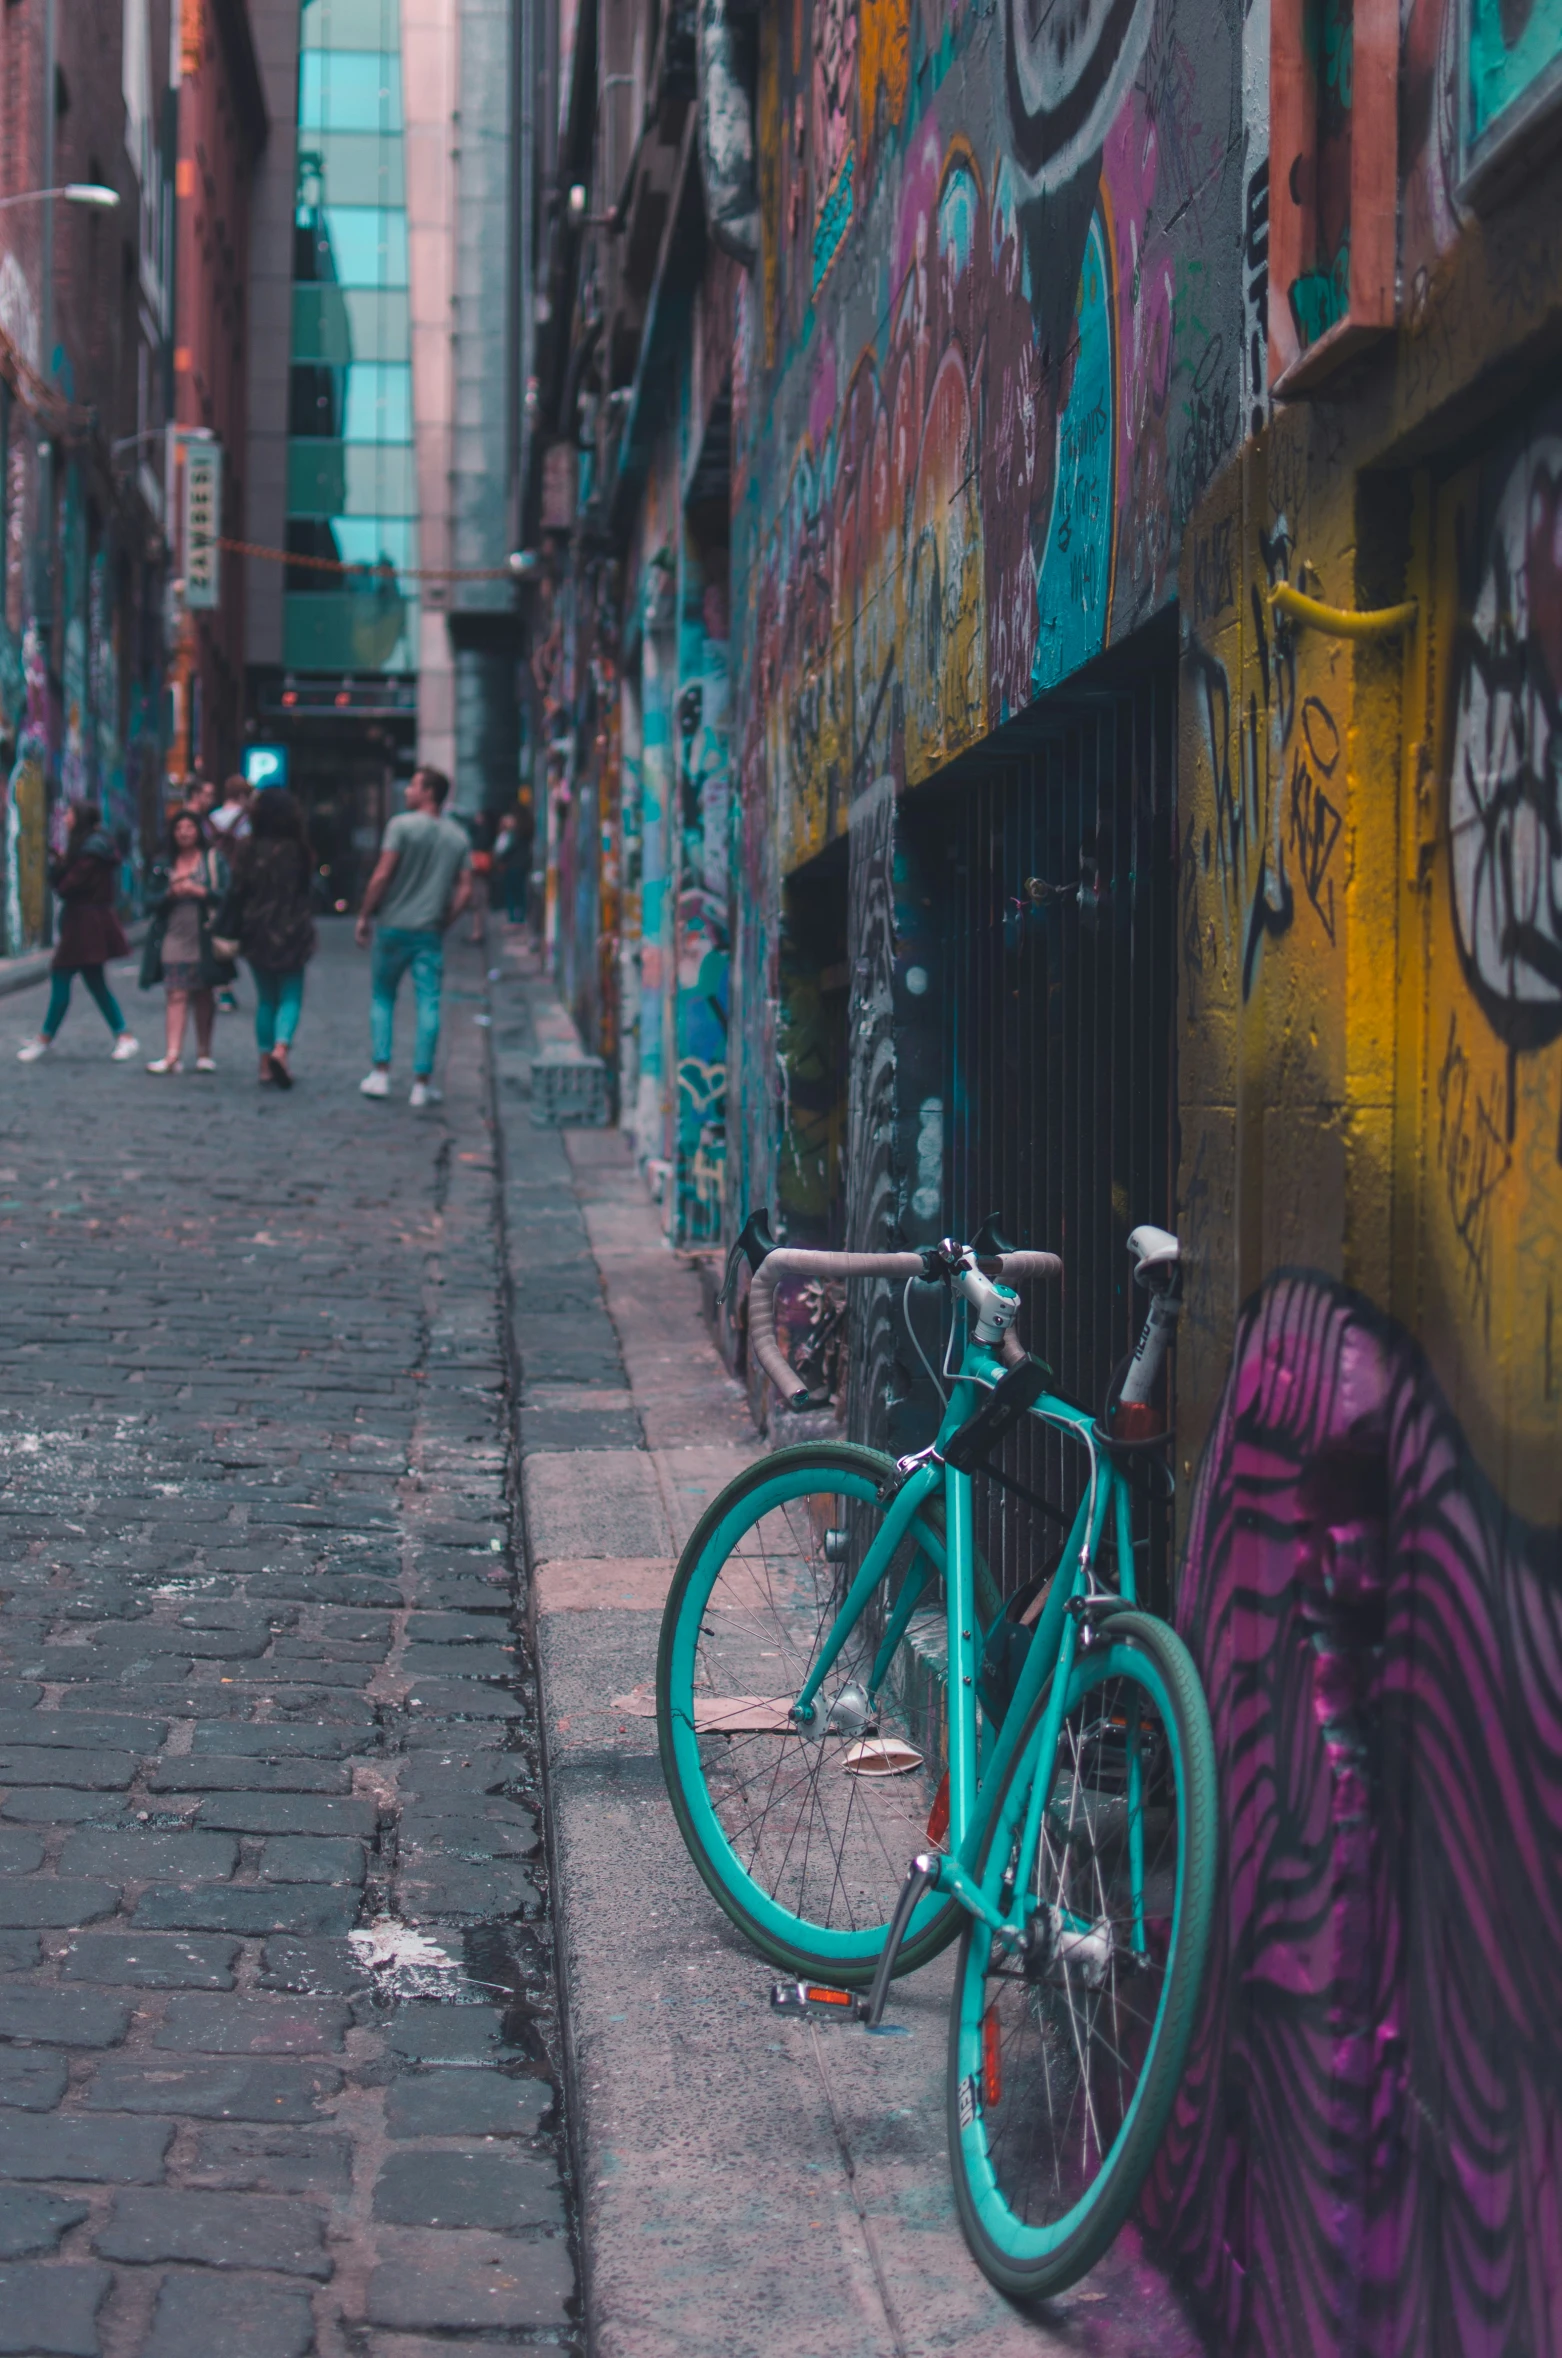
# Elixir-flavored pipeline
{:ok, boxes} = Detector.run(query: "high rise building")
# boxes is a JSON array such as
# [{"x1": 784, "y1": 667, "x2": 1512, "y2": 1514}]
[{"x1": 241, "y1": 0, "x2": 524, "y2": 893}]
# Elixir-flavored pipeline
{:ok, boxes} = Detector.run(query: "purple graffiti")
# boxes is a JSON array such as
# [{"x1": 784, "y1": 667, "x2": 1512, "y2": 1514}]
[{"x1": 1143, "y1": 1271, "x2": 1562, "y2": 2356}]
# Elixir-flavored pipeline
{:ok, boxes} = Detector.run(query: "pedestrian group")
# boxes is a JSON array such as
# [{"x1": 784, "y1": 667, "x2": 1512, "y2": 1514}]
[{"x1": 15, "y1": 766, "x2": 484, "y2": 1110}]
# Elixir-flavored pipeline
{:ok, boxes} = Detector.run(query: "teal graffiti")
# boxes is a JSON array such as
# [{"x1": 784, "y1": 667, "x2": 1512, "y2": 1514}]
[
  {"x1": 813, "y1": 148, "x2": 855, "y2": 290},
  {"x1": 1289, "y1": 236, "x2": 1350, "y2": 348},
  {"x1": 1032, "y1": 211, "x2": 1115, "y2": 697}
]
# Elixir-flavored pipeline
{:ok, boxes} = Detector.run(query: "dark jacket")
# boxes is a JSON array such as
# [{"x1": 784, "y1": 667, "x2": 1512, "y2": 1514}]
[
  {"x1": 217, "y1": 838, "x2": 317, "y2": 972},
  {"x1": 140, "y1": 848, "x2": 232, "y2": 990},
  {"x1": 50, "y1": 830, "x2": 129, "y2": 972}
]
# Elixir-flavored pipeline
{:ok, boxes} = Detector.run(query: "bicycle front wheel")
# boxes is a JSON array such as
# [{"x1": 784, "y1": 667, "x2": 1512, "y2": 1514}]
[
  {"x1": 947, "y1": 1608, "x2": 1217, "y2": 2299},
  {"x1": 657, "y1": 1442, "x2": 964, "y2": 1985}
]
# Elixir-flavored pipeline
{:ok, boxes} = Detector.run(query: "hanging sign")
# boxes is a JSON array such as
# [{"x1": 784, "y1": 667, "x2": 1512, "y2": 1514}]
[{"x1": 183, "y1": 438, "x2": 221, "y2": 610}]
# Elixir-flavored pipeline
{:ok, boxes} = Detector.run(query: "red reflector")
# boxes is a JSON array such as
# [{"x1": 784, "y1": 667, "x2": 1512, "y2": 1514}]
[
  {"x1": 926, "y1": 1770, "x2": 950, "y2": 1847},
  {"x1": 982, "y1": 2006, "x2": 1002, "y2": 2107},
  {"x1": 804, "y1": 1986, "x2": 852, "y2": 2007},
  {"x1": 1110, "y1": 1398, "x2": 1162, "y2": 1441}
]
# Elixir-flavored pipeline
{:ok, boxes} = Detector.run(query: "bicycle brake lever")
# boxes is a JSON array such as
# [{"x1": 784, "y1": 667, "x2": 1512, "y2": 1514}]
[
  {"x1": 721, "y1": 1209, "x2": 778, "y2": 1308},
  {"x1": 970, "y1": 1212, "x2": 1017, "y2": 1257}
]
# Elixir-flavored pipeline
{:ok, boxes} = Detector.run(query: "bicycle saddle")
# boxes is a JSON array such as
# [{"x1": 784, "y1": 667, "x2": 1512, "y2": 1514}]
[{"x1": 1126, "y1": 1225, "x2": 1180, "y2": 1282}]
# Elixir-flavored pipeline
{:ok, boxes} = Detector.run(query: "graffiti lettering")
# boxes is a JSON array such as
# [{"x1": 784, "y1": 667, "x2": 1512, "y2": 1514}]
[
  {"x1": 1243, "y1": 160, "x2": 1269, "y2": 439},
  {"x1": 1174, "y1": 338, "x2": 1237, "y2": 531},
  {"x1": 1186, "y1": 567, "x2": 1297, "y2": 1002},
  {"x1": 1191, "y1": 516, "x2": 1235, "y2": 624},
  {"x1": 1062, "y1": 391, "x2": 1111, "y2": 469},
  {"x1": 1285, "y1": 694, "x2": 1343, "y2": 941},
  {"x1": 1287, "y1": 749, "x2": 1342, "y2": 942},
  {"x1": 1447, "y1": 422, "x2": 1562, "y2": 1053},
  {"x1": 1436, "y1": 1010, "x2": 1511, "y2": 1340}
]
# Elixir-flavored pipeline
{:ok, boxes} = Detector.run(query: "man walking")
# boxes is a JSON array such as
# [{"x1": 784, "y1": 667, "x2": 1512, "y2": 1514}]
[{"x1": 355, "y1": 766, "x2": 471, "y2": 1108}]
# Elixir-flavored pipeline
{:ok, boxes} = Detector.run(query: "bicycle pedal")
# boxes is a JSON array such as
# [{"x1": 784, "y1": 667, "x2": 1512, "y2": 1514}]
[{"x1": 770, "y1": 1979, "x2": 862, "y2": 2022}]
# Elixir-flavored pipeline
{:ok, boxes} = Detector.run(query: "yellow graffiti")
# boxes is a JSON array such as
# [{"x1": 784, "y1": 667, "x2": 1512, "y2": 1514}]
[
  {"x1": 12, "y1": 754, "x2": 47, "y2": 950},
  {"x1": 1177, "y1": 405, "x2": 1562, "y2": 1525},
  {"x1": 860, "y1": 0, "x2": 911, "y2": 153}
]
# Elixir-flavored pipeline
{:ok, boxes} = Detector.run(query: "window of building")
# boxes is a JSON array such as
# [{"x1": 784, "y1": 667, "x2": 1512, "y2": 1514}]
[{"x1": 285, "y1": 0, "x2": 415, "y2": 676}]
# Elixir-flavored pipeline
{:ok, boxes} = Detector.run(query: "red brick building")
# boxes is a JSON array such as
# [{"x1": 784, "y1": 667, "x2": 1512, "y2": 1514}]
[
  {"x1": 0, "y1": 0, "x2": 177, "y2": 944},
  {"x1": 170, "y1": 0, "x2": 267, "y2": 787}
]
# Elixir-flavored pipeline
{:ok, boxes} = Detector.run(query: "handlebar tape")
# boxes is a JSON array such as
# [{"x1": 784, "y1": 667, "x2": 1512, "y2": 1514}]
[{"x1": 746, "y1": 1248, "x2": 1061, "y2": 1408}]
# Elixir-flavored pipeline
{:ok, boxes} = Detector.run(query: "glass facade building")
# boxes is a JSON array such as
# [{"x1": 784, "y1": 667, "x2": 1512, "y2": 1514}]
[{"x1": 285, "y1": 0, "x2": 416, "y2": 675}]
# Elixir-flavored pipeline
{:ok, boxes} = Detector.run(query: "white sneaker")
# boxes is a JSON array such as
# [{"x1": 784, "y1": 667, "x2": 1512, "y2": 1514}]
[
  {"x1": 195, "y1": 1057, "x2": 216, "y2": 1073},
  {"x1": 145, "y1": 1056, "x2": 180, "y2": 1075},
  {"x1": 110, "y1": 1034, "x2": 140, "y2": 1062},
  {"x1": 360, "y1": 1069, "x2": 391, "y2": 1099},
  {"x1": 16, "y1": 1038, "x2": 51, "y2": 1063},
  {"x1": 409, "y1": 1080, "x2": 442, "y2": 1109}
]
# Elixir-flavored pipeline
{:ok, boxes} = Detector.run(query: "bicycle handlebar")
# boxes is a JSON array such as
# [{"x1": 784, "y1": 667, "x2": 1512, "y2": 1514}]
[{"x1": 746, "y1": 1246, "x2": 1062, "y2": 1409}]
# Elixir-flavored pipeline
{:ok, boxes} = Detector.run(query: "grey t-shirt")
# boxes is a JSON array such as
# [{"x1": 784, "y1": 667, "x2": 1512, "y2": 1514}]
[{"x1": 377, "y1": 811, "x2": 470, "y2": 932}]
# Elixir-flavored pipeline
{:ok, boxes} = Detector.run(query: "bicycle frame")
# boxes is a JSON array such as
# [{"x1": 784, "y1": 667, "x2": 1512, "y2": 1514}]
[{"x1": 789, "y1": 1332, "x2": 1144, "y2": 1947}]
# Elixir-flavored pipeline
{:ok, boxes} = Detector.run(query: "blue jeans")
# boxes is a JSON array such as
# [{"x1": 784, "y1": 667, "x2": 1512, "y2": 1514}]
[
  {"x1": 44, "y1": 966, "x2": 125, "y2": 1038},
  {"x1": 370, "y1": 926, "x2": 444, "y2": 1075},
  {"x1": 251, "y1": 965, "x2": 305, "y2": 1054}
]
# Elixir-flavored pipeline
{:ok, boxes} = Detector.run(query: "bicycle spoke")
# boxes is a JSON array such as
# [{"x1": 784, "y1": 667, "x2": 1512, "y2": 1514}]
[
  {"x1": 681, "y1": 1475, "x2": 935, "y2": 1940},
  {"x1": 970, "y1": 1663, "x2": 1185, "y2": 2237}
]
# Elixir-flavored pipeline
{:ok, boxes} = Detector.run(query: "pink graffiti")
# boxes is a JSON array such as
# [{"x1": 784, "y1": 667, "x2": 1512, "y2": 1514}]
[{"x1": 1145, "y1": 1271, "x2": 1562, "y2": 2357}]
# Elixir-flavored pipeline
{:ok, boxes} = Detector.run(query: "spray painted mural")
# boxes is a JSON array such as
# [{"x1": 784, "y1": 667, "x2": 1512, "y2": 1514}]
[
  {"x1": 1147, "y1": 1270, "x2": 1562, "y2": 2357},
  {"x1": 1168, "y1": 61, "x2": 1562, "y2": 2330},
  {"x1": 0, "y1": 444, "x2": 141, "y2": 954},
  {"x1": 737, "y1": 0, "x2": 1246, "y2": 871}
]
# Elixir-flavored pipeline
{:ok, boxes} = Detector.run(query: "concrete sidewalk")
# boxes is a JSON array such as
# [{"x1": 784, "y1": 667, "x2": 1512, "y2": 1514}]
[{"x1": 487, "y1": 932, "x2": 1206, "y2": 2358}]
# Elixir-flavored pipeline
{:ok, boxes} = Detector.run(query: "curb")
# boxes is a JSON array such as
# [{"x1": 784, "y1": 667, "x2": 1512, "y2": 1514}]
[{"x1": 480, "y1": 935, "x2": 597, "y2": 2358}]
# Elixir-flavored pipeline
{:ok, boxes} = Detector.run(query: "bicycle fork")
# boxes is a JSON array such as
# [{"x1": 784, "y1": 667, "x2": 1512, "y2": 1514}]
[{"x1": 857, "y1": 1580, "x2": 1130, "y2": 2030}]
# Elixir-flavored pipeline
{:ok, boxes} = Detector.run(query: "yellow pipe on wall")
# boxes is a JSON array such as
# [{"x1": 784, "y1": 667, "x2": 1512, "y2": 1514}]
[{"x1": 1268, "y1": 582, "x2": 1419, "y2": 638}]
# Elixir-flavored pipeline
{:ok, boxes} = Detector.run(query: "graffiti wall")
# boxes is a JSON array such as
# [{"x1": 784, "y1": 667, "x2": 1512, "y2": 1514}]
[
  {"x1": 673, "y1": 545, "x2": 732, "y2": 1243},
  {"x1": 1168, "y1": 57, "x2": 1562, "y2": 2342},
  {"x1": 1148, "y1": 1270, "x2": 1562, "y2": 2355},
  {"x1": 0, "y1": 432, "x2": 145, "y2": 953},
  {"x1": 734, "y1": 0, "x2": 1246, "y2": 881}
]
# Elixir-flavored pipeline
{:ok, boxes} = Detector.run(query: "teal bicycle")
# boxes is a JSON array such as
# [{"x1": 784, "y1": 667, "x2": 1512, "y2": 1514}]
[{"x1": 656, "y1": 1215, "x2": 1217, "y2": 2299}]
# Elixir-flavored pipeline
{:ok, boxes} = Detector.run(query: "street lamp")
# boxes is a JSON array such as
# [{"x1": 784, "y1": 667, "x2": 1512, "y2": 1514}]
[{"x1": 0, "y1": 183, "x2": 120, "y2": 215}]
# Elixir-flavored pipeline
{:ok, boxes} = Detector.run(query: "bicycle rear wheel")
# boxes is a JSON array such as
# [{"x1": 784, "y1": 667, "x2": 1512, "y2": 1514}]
[
  {"x1": 657, "y1": 1443, "x2": 964, "y2": 1984},
  {"x1": 947, "y1": 1608, "x2": 1217, "y2": 2298}
]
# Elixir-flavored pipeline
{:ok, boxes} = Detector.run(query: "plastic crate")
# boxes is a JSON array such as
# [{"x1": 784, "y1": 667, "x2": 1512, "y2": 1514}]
[{"x1": 530, "y1": 1054, "x2": 610, "y2": 1128}]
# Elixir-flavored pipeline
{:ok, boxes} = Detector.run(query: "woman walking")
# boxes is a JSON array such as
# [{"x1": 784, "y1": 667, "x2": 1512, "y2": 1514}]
[
  {"x1": 215, "y1": 789, "x2": 317, "y2": 1088},
  {"x1": 141, "y1": 807, "x2": 230, "y2": 1074},
  {"x1": 16, "y1": 803, "x2": 139, "y2": 1064}
]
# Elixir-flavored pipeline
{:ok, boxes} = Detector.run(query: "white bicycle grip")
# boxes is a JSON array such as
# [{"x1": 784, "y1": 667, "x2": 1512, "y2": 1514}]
[{"x1": 746, "y1": 1248, "x2": 1061, "y2": 1407}]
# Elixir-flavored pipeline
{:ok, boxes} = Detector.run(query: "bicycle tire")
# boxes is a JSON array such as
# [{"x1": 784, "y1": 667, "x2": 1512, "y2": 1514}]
[
  {"x1": 946, "y1": 1608, "x2": 1217, "y2": 2298},
  {"x1": 657, "y1": 1442, "x2": 965, "y2": 1985}
]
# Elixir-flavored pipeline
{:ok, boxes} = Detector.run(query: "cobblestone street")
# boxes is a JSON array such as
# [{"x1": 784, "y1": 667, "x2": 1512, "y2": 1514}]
[
  {"x1": 0, "y1": 921, "x2": 1208, "y2": 2358},
  {"x1": 0, "y1": 925, "x2": 575, "y2": 2357}
]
